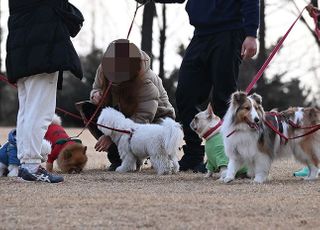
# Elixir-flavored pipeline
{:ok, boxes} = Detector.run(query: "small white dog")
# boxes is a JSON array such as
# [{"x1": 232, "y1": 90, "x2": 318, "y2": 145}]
[{"x1": 97, "y1": 107, "x2": 184, "y2": 175}]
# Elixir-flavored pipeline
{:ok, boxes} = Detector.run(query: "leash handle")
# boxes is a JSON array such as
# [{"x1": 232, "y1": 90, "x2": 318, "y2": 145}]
[
  {"x1": 310, "y1": 7, "x2": 320, "y2": 40},
  {"x1": 245, "y1": 7, "x2": 306, "y2": 94}
]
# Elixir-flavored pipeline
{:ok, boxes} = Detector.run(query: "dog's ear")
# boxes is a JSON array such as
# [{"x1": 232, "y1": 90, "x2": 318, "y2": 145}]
[
  {"x1": 231, "y1": 91, "x2": 247, "y2": 106},
  {"x1": 250, "y1": 93, "x2": 262, "y2": 105},
  {"x1": 63, "y1": 150, "x2": 73, "y2": 160},
  {"x1": 307, "y1": 107, "x2": 320, "y2": 124},
  {"x1": 206, "y1": 103, "x2": 214, "y2": 118}
]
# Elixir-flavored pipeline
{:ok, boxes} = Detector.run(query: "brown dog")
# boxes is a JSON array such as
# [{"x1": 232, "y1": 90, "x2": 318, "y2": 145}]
[{"x1": 45, "y1": 114, "x2": 88, "y2": 173}]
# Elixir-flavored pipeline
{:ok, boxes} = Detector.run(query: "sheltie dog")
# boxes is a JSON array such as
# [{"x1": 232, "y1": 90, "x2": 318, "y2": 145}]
[{"x1": 221, "y1": 91, "x2": 320, "y2": 183}]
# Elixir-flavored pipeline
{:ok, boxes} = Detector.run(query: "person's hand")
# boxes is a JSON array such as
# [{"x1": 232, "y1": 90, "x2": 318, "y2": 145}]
[
  {"x1": 95, "y1": 135, "x2": 113, "y2": 152},
  {"x1": 91, "y1": 91, "x2": 102, "y2": 105},
  {"x1": 306, "y1": 4, "x2": 318, "y2": 17},
  {"x1": 241, "y1": 36, "x2": 257, "y2": 60}
]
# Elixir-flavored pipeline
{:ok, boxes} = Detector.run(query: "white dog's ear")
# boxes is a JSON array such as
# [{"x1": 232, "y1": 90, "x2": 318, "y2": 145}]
[{"x1": 206, "y1": 103, "x2": 213, "y2": 118}]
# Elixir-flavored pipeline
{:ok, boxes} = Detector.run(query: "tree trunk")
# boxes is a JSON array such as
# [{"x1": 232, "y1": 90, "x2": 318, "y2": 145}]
[
  {"x1": 159, "y1": 5, "x2": 166, "y2": 80},
  {"x1": 141, "y1": 1, "x2": 156, "y2": 68},
  {"x1": 311, "y1": 0, "x2": 318, "y2": 7},
  {"x1": 256, "y1": 0, "x2": 267, "y2": 69}
]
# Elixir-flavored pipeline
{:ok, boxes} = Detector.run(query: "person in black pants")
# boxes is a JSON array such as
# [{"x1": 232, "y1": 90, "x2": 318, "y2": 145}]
[{"x1": 136, "y1": 0, "x2": 259, "y2": 172}]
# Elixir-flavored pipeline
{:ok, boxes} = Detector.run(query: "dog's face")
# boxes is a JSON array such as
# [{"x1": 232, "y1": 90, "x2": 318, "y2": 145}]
[
  {"x1": 281, "y1": 107, "x2": 320, "y2": 126},
  {"x1": 57, "y1": 143, "x2": 88, "y2": 174},
  {"x1": 190, "y1": 104, "x2": 221, "y2": 138},
  {"x1": 230, "y1": 91, "x2": 264, "y2": 128}
]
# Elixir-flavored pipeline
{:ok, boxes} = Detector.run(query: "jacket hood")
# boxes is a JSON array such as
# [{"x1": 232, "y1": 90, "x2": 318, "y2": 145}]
[{"x1": 139, "y1": 50, "x2": 151, "y2": 76}]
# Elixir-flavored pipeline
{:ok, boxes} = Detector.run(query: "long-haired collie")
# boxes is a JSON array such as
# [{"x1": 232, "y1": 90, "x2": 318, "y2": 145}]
[{"x1": 221, "y1": 91, "x2": 320, "y2": 183}]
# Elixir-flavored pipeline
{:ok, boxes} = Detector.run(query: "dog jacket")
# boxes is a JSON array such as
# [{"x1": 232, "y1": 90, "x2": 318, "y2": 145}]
[
  {"x1": 45, "y1": 124, "x2": 76, "y2": 164},
  {"x1": 0, "y1": 129, "x2": 19, "y2": 166}
]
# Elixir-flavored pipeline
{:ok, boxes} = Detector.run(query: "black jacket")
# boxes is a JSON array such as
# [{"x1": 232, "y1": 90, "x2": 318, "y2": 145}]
[
  {"x1": 6, "y1": 0, "x2": 83, "y2": 85},
  {"x1": 155, "y1": 0, "x2": 259, "y2": 37}
]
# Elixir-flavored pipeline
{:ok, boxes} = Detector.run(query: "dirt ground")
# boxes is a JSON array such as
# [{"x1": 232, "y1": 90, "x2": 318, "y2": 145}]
[{"x1": 1, "y1": 127, "x2": 320, "y2": 230}]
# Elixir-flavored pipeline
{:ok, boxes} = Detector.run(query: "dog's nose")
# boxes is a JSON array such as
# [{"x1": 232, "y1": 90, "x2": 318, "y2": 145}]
[{"x1": 254, "y1": 117, "x2": 260, "y2": 123}]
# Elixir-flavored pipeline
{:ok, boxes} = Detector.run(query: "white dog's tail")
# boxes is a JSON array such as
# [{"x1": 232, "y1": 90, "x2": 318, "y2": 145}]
[
  {"x1": 52, "y1": 114, "x2": 62, "y2": 126},
  {"x1": 161, "y1": 118, "x2": 184, "y2": 156}
]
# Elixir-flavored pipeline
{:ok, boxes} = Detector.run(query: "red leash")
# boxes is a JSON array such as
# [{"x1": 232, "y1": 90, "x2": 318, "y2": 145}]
[
  {"x1": 264, "y1": 112, "x2": 320, "y2": 141},
  {"x1": 245, "y1": 6, "x2": 306, "y2": 94},
  {"x1": 126, "y1": 1, "x2": 149, "y2": 39},
  {"x1": 310, "y1": 7, "x2": 320, "y2": 41},
  {"x1": 1, "y1": 74, "x2": 133, "y2": 136}
]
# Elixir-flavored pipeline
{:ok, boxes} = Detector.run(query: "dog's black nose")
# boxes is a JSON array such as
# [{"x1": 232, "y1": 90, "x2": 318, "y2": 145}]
[{"x1": 254, "y1": 117, "x2": 260, "y2": 123}]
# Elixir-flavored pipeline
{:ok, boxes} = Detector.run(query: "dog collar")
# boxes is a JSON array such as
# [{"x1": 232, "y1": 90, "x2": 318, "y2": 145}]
[
  {"x1": 202, "y1": 120, "x2": 223, "y2": 140},
  {"x1": 55, "y1": 138, "x2": 82, "y2": 145}
]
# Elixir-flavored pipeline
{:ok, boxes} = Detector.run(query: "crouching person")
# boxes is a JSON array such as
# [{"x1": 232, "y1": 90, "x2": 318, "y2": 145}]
[{"x1": 76, "y1": 39, "x2": 175, "y2": 171}]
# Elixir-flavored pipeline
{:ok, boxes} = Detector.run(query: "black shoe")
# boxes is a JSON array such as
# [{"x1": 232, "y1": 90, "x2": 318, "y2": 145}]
[
  {"x1": 192, "y1": 162, "x2": 207, "y2": 174},
  {"x1": 107, "y1": 162, "x2": 121, "y2": 171},
  {"x1": 18, "y1": 166, "x2": 64, "y2": 183},
  {"x1": 179, "y1": 145, "x2": 205, "y2": 172}
]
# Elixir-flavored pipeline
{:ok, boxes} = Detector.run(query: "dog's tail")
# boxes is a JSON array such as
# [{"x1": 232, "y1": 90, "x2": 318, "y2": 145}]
[
  {"x1": 161, "y1": 118, "x2": 184, "y2": 156},
  {"x1": 41, "y1": 139, "x2": 52, "y2": 162},
  {"x1": 52, "y1": 114, "x2": 62, "y2": 126}
]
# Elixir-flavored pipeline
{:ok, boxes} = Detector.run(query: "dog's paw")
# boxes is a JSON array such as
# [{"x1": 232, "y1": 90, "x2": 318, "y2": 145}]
[
  {"x1": 115, "y1": 166, "x2": 127, "y2": 173},
  {"x1": 223, "y1": 177, "x2": 234, "y2": 183},
  {"x1": 204, "y1": 171, "x2": 213, "y2": 178},
  {"x1": 303, "y1": 176, "x2": 317, "y2": 181},
  {"x1": 219, "y1": 169, "x2": 227, "y2": 179},
  {"x1": 253, "y1": 177, "x2": 267, "y2": 184}
]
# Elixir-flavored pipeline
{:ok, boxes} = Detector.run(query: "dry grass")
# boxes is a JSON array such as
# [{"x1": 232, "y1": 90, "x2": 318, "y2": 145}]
[{"x1": 1, "y1": 127, "x2": 320, "y2": 230}]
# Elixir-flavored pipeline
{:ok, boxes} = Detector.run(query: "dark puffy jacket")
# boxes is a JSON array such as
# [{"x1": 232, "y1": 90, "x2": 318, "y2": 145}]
[
  {"x1": 155, "y1": 0, "x2": 259, "y2": 37},
  {"x1": 6, "y1": 0, "x2": 83, "y2": 85}
]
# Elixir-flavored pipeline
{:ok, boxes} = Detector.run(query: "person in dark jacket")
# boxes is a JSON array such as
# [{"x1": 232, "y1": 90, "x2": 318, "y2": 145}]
[
  {"x1": 5, "y1": 0, "x2": 83, "y2": 183},
  {"x1": 136, "y1": 0, "x2": 259, "y2": 172}
]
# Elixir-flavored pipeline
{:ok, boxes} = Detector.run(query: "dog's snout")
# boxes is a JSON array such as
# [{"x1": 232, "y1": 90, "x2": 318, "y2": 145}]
[{"x1": 254, "y1": 117, "x2": 260, "y2": 123}]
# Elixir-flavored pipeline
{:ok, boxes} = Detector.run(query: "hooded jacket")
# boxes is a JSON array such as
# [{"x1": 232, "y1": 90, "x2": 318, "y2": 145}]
[
  {"x1": 90, "y1": 51, "x2": 175, "y2": 124},
  {"x1": 6, "y1": 0, "x2": 83, "y2": 85},
  {"x1": 154, "y1": 0, "x2": 259, "y2": 37},
  {"x1": 0, "y1": 129, "x2": 19, "y2": 166}
]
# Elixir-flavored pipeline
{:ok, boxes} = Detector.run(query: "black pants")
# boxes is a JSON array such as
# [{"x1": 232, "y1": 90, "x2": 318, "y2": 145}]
[
  {"x1": 176, "y1": 30, "x2": 244, "y2": 165},
  {"x1": 76, "y1": 101, "x2": 121, "y2": 165}
]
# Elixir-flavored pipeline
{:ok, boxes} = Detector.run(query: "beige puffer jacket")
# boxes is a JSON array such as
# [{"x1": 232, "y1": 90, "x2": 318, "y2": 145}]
[{"x1": 90, "y1": 51, "x2": 175, "y2": 124}]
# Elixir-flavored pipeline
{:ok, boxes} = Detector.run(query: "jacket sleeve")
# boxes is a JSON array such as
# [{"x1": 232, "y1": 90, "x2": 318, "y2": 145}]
[
  {"x1": 154, "y1": 0, "x2": 185, "y2": 3},
  {"x1": 90, "y1": 65, "x2": 104, "y2": 103},
  {"x1": 241, "y1": 0, "x2": 260, "y2": 37},
  {"x1": 130, "y1": 81, "x2": 160, "y2": 124}
]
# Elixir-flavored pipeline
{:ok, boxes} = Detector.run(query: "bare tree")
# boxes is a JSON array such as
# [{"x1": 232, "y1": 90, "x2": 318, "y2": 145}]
[
  {"x1": 158, "y1": 4, "x2": 166, "y2": 80},
  {"x1": 141, "y1": 1, "x2": 156, "y2": 68}
]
